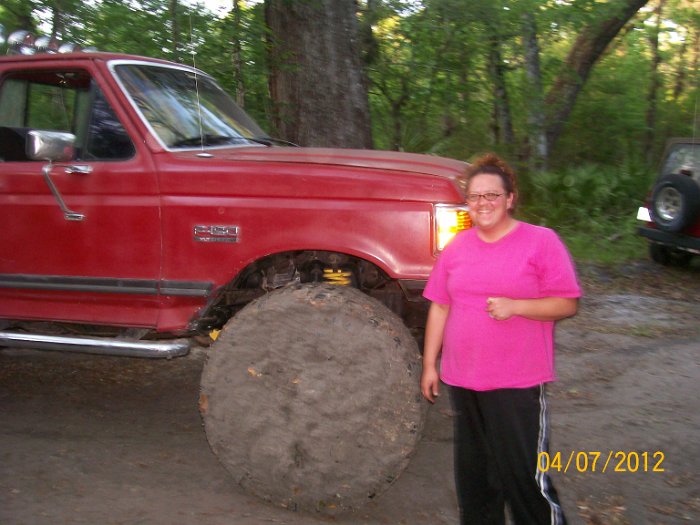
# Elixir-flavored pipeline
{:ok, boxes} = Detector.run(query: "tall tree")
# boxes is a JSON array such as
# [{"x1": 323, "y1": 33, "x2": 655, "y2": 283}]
[
  {"x1": 170, "y1": 0, "x2": 180, "y2": 62},
  {"x1": 487, "y1": 30, "x2": 515, "y2": 148},
  {"x1": 0, "y1": 0, "x2": 38, "y2": 32},
  {"x1": 644, "y1": 0, "x2": 665, "y2": 163},
  {"x1": 544, "y1": 0, "x2": 651, "y2": 152},
  {"x1": 359, "y1": 0, "x2": 380, "y2": 66},
  {"x1": 265, "y1": 0, "x2": 373, "y2": 148},
  {"x1": 50, "y1": 1, "x2": 65, "y2": 37},
  {"x1": 521, "y1": 9, "x2": 547, "y2": 170},
  {"x1": 670, "y1": 0, "x2": 700, "y2": 102},
  {"x1": 231, "y1": 0, "x2": 245, "y2": 107},
  {"x1": 375, "y1": 73, "x2": 410, "y2": 151}
]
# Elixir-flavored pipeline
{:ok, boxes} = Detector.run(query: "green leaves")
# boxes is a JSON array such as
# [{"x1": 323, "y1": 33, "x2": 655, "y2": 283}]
[{"x1": 2, "y1": 0, "x2": 696, "y2": 169}]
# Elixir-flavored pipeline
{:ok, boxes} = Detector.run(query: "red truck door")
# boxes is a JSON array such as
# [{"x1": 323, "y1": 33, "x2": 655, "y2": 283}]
[{"x1": 0, "y1": 65, "x2": 161, "y2": 328}]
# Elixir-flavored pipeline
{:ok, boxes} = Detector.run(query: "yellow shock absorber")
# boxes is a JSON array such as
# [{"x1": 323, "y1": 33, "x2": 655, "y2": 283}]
[{"x1": 323, "y1": 268, "x2": 353, "y2": 286}]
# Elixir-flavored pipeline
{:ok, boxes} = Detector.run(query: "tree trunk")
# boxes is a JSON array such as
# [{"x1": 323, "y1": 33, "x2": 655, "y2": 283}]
[
  {"x1": 487, "y1": 32, "x2": 515, "y2": 147},
  {"x1": 544, "y1": 0, "x2": 650, "y2": 152},
  {"x1": 419, "y1": 8, "x2": 459, "y2": 141},
  {"x1": 673, "y1": 28, "x2": 698, "y2": 101},
  {"x1": 231, "y1": 0, "x2": 245, "y2": 107},
  {"x1": 170, "y1": 0, "x2": 180, "y2": 62},
  {"x1": 51, "y1": 3, "x2": 64, "y2": 39},
  {"x1": 521, "y1": 11, "x2": 547, "y2": 171},
  {"x1": 375, "y1": 75, "x2": 409, "y2": 151},
  {"x1": 644, "y1": 0, "x2": 665, "y2": 164},
  {"x1": 359, "y1": 0, "x2": 379, "y2": 65},
  {"x1": 265, "y1": 0, "x2": 373, "y2": 148}
]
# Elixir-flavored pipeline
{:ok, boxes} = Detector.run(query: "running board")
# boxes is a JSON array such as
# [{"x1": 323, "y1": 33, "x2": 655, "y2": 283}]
[{"x1": 0, "y1": 331, "x2": 190, "y2": 359}]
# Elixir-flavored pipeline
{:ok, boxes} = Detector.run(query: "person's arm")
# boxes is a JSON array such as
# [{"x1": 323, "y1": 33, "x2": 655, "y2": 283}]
[
  {"x1": 420, "y1": 302, "x2": 450, "y2": 403},
  {"x1": 486, "y1": 296, "x2": 578, "y2": 322}
]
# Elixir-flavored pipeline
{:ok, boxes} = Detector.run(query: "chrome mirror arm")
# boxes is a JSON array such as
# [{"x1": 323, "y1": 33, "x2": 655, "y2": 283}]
[{"x1": 42, "y1": 162, "x2": 85, "y2": 221}]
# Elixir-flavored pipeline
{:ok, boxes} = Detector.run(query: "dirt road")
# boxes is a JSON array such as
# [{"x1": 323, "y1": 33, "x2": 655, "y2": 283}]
[{"x1": 1, "y1": 262, "x2": 699, "y2": 524}]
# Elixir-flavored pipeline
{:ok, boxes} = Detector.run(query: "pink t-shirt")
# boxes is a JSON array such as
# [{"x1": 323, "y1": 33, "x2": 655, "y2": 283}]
[{"x1": 423, "y1": 222, "x2": 581, "y2": 391}]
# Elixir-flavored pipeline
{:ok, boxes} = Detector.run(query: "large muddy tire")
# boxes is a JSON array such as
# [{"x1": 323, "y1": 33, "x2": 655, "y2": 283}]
[{"x1": 200, "y1": 284, "x2": 427, "y2": 514}]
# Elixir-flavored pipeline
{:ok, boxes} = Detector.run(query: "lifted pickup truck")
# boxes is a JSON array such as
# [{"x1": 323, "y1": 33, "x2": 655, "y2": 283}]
[{"x1": 0, "y1": 36, "x2": 470, "y2": 513}]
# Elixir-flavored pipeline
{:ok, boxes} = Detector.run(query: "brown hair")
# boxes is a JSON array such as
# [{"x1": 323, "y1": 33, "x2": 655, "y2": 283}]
[{"x1": 465, "y1": 152, "x2": 518, "y2": 210}]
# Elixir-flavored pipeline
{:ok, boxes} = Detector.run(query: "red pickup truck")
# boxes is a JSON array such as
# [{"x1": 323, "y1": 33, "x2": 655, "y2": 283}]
[{"x1": 0, "y1": 40, "x2": 470, "y2": 513}]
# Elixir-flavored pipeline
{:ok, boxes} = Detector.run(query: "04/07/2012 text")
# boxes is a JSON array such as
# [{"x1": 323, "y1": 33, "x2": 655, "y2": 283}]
[{"x1": 537, "y1": 451, "x2": 665, "y2": 473}]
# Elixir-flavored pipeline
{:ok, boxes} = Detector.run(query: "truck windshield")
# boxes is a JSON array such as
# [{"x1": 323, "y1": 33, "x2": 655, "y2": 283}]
[{"x1": 114, "y1": 63, "x2": 267, "y2": 150}]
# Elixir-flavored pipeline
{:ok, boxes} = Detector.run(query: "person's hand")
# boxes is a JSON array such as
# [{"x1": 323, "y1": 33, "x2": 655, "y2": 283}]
[
  {"x1": 486, "y1": 297, "x2": 516, "y2": 321},
  {"x1": 420, "y1": 365, "x2": 440, "y2": 403}
]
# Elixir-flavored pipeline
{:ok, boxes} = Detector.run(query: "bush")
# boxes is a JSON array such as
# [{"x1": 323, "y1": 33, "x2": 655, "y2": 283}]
[{"x1": 518, "y1": 163, "x2": 654, "y2": 263}]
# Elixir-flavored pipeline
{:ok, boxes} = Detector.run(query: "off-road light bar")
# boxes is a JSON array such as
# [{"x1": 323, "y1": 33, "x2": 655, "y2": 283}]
[{"x1": 3, "y1": 29, "x2": 96, "y2": 55}]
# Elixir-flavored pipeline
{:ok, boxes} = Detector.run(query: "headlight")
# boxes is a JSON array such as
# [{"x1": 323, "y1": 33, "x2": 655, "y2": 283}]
[{"x1": 435, "y1": 204, "x2": 471, "y2": 252}]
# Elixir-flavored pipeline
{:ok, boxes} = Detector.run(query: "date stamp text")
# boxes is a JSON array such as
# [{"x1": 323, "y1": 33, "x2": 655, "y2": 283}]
[{"x1": 538, "y1": 451, "x2": 665, "y2": 473}]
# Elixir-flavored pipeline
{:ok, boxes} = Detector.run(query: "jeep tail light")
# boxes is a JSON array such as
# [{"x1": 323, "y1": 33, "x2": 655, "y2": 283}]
[{"x1": 435, "y1": 204, "x2": 471, "y2": 252}]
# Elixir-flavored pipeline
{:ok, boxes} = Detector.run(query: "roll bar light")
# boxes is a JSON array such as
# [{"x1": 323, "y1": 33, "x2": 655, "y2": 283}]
[{"x1": 1, "y1": 27, "x2": 97, "y2": 55}]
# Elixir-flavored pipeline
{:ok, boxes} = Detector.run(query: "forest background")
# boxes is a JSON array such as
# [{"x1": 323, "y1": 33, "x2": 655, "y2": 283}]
[{"x1": 1, "y1": 0, "x2": 698, "y2": 264}]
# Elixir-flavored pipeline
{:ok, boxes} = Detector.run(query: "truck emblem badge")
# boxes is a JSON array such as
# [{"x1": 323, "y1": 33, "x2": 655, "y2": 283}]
[{"x1": 193, "y1": 225, "x2": 240, "y2": 243}]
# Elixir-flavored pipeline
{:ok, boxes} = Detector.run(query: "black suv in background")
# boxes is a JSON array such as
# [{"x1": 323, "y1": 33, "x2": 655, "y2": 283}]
[{"x1": 637, "y1": 138, "x2": 700, "y2": 266}]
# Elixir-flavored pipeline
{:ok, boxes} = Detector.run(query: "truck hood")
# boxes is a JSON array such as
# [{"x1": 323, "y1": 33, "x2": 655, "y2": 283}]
[
  {"x1": 213, "y1": 146, "x2": 467, "y2": 179},
  {"x1": 162, "y1": 146, "x2": 469, "y2": 203}
]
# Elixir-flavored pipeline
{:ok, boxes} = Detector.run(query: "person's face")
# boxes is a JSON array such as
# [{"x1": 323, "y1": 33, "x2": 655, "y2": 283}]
[{"x1": 466, "y1": 174, "x2": 514, "y2": 232}]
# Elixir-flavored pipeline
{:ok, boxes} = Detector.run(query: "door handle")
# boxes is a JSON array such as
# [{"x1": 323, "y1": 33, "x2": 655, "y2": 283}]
[{"x1": 64, "y1": 165, "x2": 93, "y2": 175}]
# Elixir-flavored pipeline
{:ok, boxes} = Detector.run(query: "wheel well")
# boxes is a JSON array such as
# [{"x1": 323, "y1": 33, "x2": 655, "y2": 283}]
[{"x1": 197, "y1": 250, "x2": 421, "y2": 332}]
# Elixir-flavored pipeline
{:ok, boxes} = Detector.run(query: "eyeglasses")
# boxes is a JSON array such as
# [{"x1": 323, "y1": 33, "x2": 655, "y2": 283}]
[{"x1": 465, "y1": 192, "x2": 504, "y2": 203}]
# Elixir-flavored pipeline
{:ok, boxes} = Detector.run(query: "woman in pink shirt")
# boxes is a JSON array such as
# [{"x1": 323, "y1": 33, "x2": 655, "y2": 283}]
[{"x1": 421, "y1": 153, "x2": 580, "y2": 525}]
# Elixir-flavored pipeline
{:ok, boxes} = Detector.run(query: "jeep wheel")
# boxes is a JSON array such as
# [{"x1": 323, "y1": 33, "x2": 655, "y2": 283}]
[
  {"x1": 650, "y1": 173, "x2": 700, "y2": 232},
  {"x1": 649, "y1": 243, "x2": 693, "y2": 267},
  {"x1": 199, "y1": 284, "x2": 426, "y2": 514}
]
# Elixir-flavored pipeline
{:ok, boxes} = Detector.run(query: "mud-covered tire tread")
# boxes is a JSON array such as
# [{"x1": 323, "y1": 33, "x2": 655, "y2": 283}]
[{"x1": 200, "y1": 283, "x2": 426, "y2": 514}]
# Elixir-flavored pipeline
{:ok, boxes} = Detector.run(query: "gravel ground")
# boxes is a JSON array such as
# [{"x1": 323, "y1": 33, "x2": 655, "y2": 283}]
[{"x1": 0, "y1": 259, "x2": 699, "y2": 524}]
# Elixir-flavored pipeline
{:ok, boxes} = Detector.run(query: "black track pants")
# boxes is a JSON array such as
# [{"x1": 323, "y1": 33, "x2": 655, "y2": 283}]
[{"x1": 448, "y1": 385, "x2": 567, "y2": 525}]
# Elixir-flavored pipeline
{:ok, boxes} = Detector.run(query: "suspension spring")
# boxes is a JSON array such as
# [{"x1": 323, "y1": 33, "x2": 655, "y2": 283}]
[{"x1": 322, "y1": 268, "x2": 353, "y2": 286}]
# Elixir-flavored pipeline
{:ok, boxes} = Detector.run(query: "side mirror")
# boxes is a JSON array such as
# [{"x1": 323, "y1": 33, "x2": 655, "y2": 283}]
[
  {"x1": 27, "y1": 130, "x2": 76, "y2": 162},
  {"x1": 27, "y1": 130, "x2": 84, "y2": 221}
]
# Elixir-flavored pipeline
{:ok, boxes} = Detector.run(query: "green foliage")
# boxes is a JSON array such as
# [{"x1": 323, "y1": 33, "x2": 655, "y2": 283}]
[
  {"x1": 2, "y1": 1, "x2": 698, "y2": 264},
  {"x1": 0, "y1": 0, "x2": 41, "y2": 33},
  {"x1": 364, "y1": 0, "x2": 698, "y2": 169},
  {"x1": 0, "y1": 1, "x2": 272, "y2": 132},
  {"x1": 557, "y1": 216, "x2": 649, "y2": 264},
  {"x1": 3, "y1": 0, "x2": 696, "y2": 167},
  {"x1": 518, "y1": 162, "x2": 655, "y2": 263},
  {"x1": 552, "y1": 15, "x2": 700, "y2": 169},
  {"x1": 521, "y1": 162, "x2": 653, "y2": 224},
  {"x1": 186, "y1": 3, "x2": 271, "y2": 128}
]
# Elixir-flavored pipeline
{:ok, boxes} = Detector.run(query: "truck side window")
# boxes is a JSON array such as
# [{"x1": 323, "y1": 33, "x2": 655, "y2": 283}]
[
  {"x1": 0, "y1": 70, "x2": 134, "y2": 162},
  {"x1": 82, "y1": 86, "x2": 136, "y2": 160}
]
